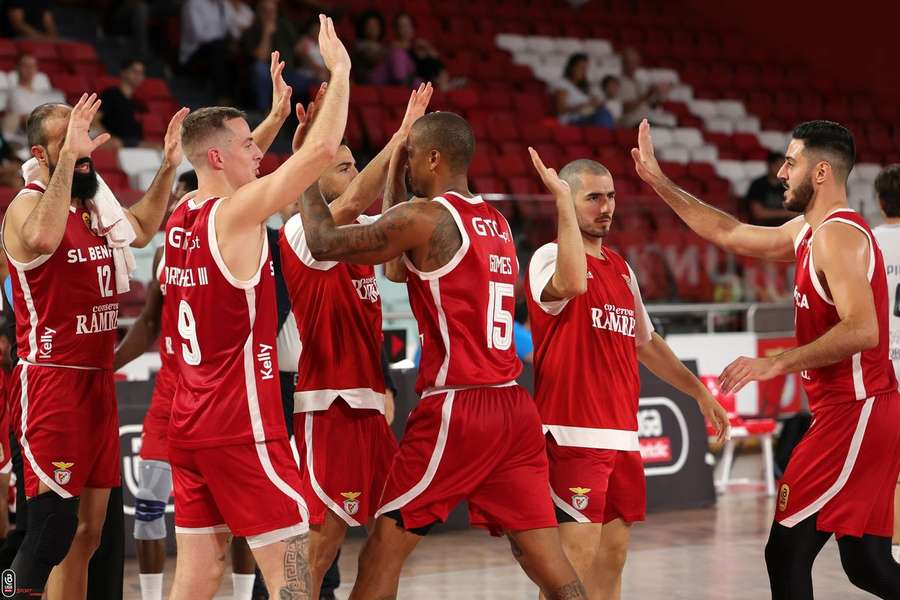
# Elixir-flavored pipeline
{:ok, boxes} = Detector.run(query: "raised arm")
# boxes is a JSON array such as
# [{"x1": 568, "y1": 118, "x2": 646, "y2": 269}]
[
  {"x1": 250, "y1": 52, "x2": 293, "y2": 154},
  {"x1": 114, "y1": 247, "x2": 164, "y2": 370},
  {"x1": 125, "y1": 108, "x2": 189, "y2": 247},
  {"x1": 329, "y1": 82, "x2": 432, "y2": 225},
  {"x1": 219, "y1": 15, "x2": 350, "y2": 228},
  {"x1": 381, "y1": 142, "x2": 412, "y2": 282},
  {"x1": 632, "y1": 119, "x2": 802, "y2": 261},
  {"x1": 719, "y1": 223, "x2": 878, "y2": 393},
  {"x1": 638, "y1": 332, "x2": 730, "y2": 443},
  {"x1": 6, "y1": 94, "x2": 110, "y2": 261},
  {"x1": 529, "y1": 147, "x2": 587, "y2": 300}
]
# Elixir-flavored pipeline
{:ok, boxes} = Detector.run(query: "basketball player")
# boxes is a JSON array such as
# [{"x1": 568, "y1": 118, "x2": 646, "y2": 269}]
[
  {"x1": 525, "y1": 150, "x2": 730, "y2": 600},
  {"x1": 871, "y1": 165, "x2": 900, "y2": 563},
  {"x1": 1, "y1": 93, "x2": 186, "y2": 599},
  {"x1": 632, "y1": 119, "x2": 900, "y2": 598},
  {"x1": 280, "y1": 81, "x2": 431, "y2": 598},
  {"x1": 295, "y1": 111, "x2": 587, "y2": 600},
  {"x1": 114, "y1": 50, "x2": 297, "y2": 600},
  {"x1": 163, "y1": 15, "x2": 349, "y2": 599}
]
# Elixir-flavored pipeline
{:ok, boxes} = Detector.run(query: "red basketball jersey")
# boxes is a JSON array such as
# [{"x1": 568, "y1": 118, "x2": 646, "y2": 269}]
[
  {"x1": 403, "y1": 192, "x2": 521, "y2": 395},
  {"x1": 4, "y1": 182, "x2": 119, "y2": 369},
  {"x1": 279, "y1": 214, "x2": 386, "y2": 413},
  {"x1": 164, "y1": 197, "x2": 285, "y2": 449},
  {"x1": 526, "y1": 243, "x2": 653, "y2": 449},
  {"x1": 793, "y1": 209, "x2": 898, "y2": 409},
  {"x1": 144, "y1": 254, "x2": 177, "y2": 426}
]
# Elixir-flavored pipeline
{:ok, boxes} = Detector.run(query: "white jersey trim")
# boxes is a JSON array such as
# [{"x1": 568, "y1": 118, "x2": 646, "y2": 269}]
[
  {"x1": 793, "y1": 223, "x2": 811, "y2": 254},
  {"x1": 174, "y1": 524, "x2": 230, "y2": 535},
  {"x1": 208, "y1": 198, "x2": 268, "y2": 290},
  {"x1": 283, "y1": 213, "x2": 338, "y2": 271},
  {"x1": 15, "y1": 266, "x2": 39, "y2": 363},
  {"x1": 293, "y1": 388, "x2": 386, "y2": 414},
  {"x1": 376, "y1": 390, "x2": 454, "y2": 518},
  {"x1": 419, "y1": 379, "x2": 518, "y2": 399},
  {"x1": 528, "y1": 243, "x2": 570, "y2": 316},
  {"x1": 549, "y1": 485, "x2": 590, "y2": 523},
  {"x1": 18, "y1": 363, "x2": 73, "y2": 498},
  {"x1": 429, "y1": 279, "x2": 452, "y2": 387},
  {"x1": 304, "y1": 414, "x2": 362, "y2": 527},
  {"x1": 401, "y1": 196, "x2": 471, "y2": 280},
  {"x1": 543, "y1": 424, "x2": 641, "y2": 451},
  {"x1": 778, "y1": 396, "x2": 874, "y2": 527},
  {"x1": 246, "y1": 522, "x2": 308, "y2": 549}
]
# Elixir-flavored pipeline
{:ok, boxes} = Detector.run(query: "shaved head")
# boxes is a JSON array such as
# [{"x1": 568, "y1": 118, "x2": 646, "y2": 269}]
[
  {"x1": 409, "y1": 111, "x2": 475, "y2": 172},
  {"x1": 559, "y1": 159, "x2": 610, "y2": 193}
]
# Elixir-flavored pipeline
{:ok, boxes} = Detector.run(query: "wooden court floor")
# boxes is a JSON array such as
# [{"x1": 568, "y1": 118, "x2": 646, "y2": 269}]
[{"x1": 123, "y1": 491, "x2": 874, "y2": 599}]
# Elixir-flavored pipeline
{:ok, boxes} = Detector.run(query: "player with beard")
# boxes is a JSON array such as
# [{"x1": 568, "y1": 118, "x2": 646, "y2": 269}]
[
  {"x1": 1, "y1": 94, "x2": 187, "y2": 599},
  {"x1": 297, "y1": 111, "x2": 587, "y2": 600},
  {"x1": 279, "y1": 82, "x2": 431, "y2": 599},
  {"x1": 524, "y1": 152, "x2": 729, "y2": 600},
  {"x1": 633, "y1": 119, "x2": 900, "y2": 599}
]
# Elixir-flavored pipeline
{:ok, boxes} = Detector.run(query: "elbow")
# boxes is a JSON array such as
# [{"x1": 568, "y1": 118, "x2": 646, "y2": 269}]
[
  {"x1": 24, "y1": 233, "x2": 58, "y2": 256},
  {"x1": 310, "y1": 139, "x2": 339, "y2": 164},
  {"x1": 558, "y1": 280, "x2": 588, "y2": 298},
  {"x1": 859, "y1": 326, "x2": 879, "y2": 351},
  {"x1": 306, "y1": 236, "x2": 334, "y2": 261},
  {"x1": 130, "y1": 232, "x2": 153, "y2": 249}
]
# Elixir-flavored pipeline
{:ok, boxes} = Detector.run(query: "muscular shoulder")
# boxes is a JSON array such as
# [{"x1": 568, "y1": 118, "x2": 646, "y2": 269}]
[{"x1": 812, "y1": 220, "x2": 871, "y2": 271}]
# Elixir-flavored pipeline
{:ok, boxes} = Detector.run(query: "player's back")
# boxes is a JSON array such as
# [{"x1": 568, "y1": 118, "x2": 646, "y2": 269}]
[
  {"x1": 164, "y1": 196, "x2": 285, "y2": 448},
  {"x1": 403, "y1": 192, "x2": 521, "y2": 394},
  {"x1": 794, "y1": 209, "x2": 898, "y2": 407},
  {"x1": 3, "y1": 183, "x2": 118, "y2": 369},
  {"x1": 873, "y1": 222, "x2": 900, "y2": 381}
]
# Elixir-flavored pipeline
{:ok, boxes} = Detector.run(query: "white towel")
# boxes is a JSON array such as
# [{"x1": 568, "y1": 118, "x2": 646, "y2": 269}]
[{"x1": 21, "y1": 157, "x2": 137, "y2": 293}]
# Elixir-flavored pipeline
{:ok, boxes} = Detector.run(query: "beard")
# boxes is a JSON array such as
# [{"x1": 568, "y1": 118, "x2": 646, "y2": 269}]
[
  {"x1": 783, "y1": 176, "x2": 813, "y2": 213},
  {"x1": 50, "y1": 157, "x2": 99, "y2": 200}
]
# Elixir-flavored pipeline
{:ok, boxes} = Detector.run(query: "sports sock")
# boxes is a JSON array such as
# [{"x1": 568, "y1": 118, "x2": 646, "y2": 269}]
[
  {"x1": 892, "y1": 544, "x2": 900, "y2": 563},
  {"x1": 139, "y1": 573, "x2": 163, "y2": 600},
  {"x1": 233, "y1": 572, "x2": 256, "y2": 600}
]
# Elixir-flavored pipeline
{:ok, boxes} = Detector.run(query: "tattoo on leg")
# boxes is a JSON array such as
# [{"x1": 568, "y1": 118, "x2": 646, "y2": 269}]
[
  {"x1": 550, "y1": 580, "x2": 588, "y2": 600},
  {"x1": 278, "y1": 533, "x2": 311, "y2": 599}
]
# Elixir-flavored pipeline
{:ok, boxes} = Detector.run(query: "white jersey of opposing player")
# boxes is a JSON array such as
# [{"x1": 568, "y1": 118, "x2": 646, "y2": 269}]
[{"x1": 873, "y1": 223, "x2": 900, "y2": 382}]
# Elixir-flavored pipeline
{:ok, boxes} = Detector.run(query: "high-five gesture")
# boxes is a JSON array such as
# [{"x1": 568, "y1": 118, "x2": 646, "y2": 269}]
[
  {"x1": 162, "y1": 107, "x2": 190, "y2": 168},
  {"x1": 317, "y1": 14, "x2": 350, "y2": 73},
  {"x1": 292, "y1": 82, "x2": 327, "y2": 154},
  {"x1": 397, "y1": 82, "x2": 433, "y2": 137},
  {"x1": 528, "y1": 146, "x2": 571, "y2": 199},
  {"x1": 630, "y1": 118, "x2": 666, "y2": 186},
  {"x1": 269, "y1": 50, "x2": 293, "y2": 122},
  {"x1": 61, "y1": 93, "x2": 110, "y2": 157}
]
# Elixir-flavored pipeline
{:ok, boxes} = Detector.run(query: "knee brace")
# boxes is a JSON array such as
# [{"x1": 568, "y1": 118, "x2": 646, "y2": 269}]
[
  {"x1": 7, "y1": 492, "x2": 79, "y2": 597},
  {"x1": 134, "y1": 460, "x2": 172, "y2": 541}
]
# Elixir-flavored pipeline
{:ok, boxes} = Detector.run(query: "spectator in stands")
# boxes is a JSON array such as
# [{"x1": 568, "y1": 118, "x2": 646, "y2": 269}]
[
  {"x1": 241, "y1": 0, "x2": 313, "y2": 111},
  {"x1": 2, "y1": 0, "x2": 58, "y2": 40},
  {"x1": 1, "y1": 54, "x2": 63, "y2": 146},
  {"x1": 295, "y1": 17, "x2": 328, "y2": 86},
  {"x1": 601, "y1": 75, "x2": 623, "y2": 123},
  {"x1": 352, "y1": 9, "x2": 415, "y2": 85},
  {"x1": 745, "y1": 151, "x2": 792, "y2": 226},
  {"x1": 552, "y1": 53, "x2": 615, "y2": 128},
  {"x1": 98, "y1": 58, "x2": 149, "y2": 149},
  {"x1": 392, "y1": 12, "x2": 450, "y2": 91},
  {"x1": 179, "y1": 0, "x2": 232, "y2": 103},
  {"x1": 618, "y1": 47, "x2": 674, "y2": 128},
  {"x1": 224, "y1": 0, "x2": 253, "y2": 40}
]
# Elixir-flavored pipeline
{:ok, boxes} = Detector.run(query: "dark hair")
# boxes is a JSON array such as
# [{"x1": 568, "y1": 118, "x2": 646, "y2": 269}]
[
  {"x1": 119, "y1": 57, "x2": 143, "y2": 72},
  {"x1": 563, "y1": 53, "x2": 589, "y2": 87},
  {"x1": 410, "y1": 111, "x2": 475, "y2": 172},
  {"x1": 181, "y1": 106, "x2": 247, "y2": 160},
  {"x1": 178, "y1": 170, "x2": 198, "y2": 192},
  {"x1": 356, "y1": 10, "x2": 385, "y2": 41},
  {"x1": 875, "y1": 164, "x2": 900, "y2": 218},
  {"x1": 25, "y1": 102, "x2": 69, "y2": 147},
  {"x1": 600, "y1": 75, "x2": 619, "y2": 93},
  {"x1": 766, "y1": 151, "x2": 785, "y2": 166},
  {"x1": 791, "y1": 120, "x2": 855, "y2": 180}
]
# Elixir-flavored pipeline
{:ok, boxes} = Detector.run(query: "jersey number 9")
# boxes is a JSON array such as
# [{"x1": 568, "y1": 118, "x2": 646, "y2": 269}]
[{"x1": 177, "y1": 300, "x2": 202, "y2": 365}]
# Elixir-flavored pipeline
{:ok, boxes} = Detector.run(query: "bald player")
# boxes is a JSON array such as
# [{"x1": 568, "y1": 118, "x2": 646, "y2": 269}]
[
  {"x1": 296, "y1": 111, "x2": 586, "y2": 600},
  {"x1": 525, "y1": 151, "x2": 729, "y2": 600}
]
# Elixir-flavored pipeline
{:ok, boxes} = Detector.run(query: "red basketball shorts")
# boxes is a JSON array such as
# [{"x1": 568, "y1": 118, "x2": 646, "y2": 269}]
[
  {"x1": 776, "y1": 392, "x2": 900, "y2": 538},
  {"x1": 9, "y1": 362, "x2": 120, "y2": 498},
  {"x1": 376, "y1": 385, "x2": 557, "y2": 535},
  {"x1": 296, "y1": 399, "x2": 398, "y2": 527},
  {"x1": 170, "y1": 437, "x2": 308, "y2": 545},
  {"x1": 546, "y1": 436, "x2": 646, "y2": 525},
  {"x1": 139, "y1": 367, "x2": 177, "y2": 462}
]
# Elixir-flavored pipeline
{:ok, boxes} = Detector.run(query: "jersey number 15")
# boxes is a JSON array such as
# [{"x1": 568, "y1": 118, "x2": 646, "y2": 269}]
[{"x1": 487, "y1": 281, "x2": 514, "y2": 351}]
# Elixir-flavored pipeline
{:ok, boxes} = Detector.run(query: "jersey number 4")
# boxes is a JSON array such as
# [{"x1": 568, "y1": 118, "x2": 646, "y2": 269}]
[
  {"x1": 487, "y1": 281, "x2": 514, "y2": 351},
  {"x1": 177, "y1": 300, "x2": 202, "y2": 365}
]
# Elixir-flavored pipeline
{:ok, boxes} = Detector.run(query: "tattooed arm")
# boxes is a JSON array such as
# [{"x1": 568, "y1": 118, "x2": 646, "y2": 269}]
[
  {"x1": 299, "y1": 185, "x2": 461, "y2": 268},
  {"x1": 381, "y1": 141, "x2": 412, "y2": 282}
]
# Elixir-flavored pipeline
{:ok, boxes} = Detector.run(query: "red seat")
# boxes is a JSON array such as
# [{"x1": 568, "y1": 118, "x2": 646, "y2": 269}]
[
  {"x1": 507, "y1": 176, "x2": 540, "y2": 195},
  {"x1": 472, "y1": 176, "x2": 507, "y2": 194},
  {"x1": 493, "y1": 153, "x2": 529, "y2": 177},
  {"x1": 50, "y1": 73, "x2": 91, "y2": 98},
  {"x1": 17, "y1": 40, "x2": 59, "y2": 61},
  {"x1": 486, "y1": 114, "x2": 520, "y2": 142},
  {"x1": 92, "y1": 149, "x2": 119, "y2": 171},
  {"x1": 134, "y1": 78, "x2": 172, "y2": 102},
  {"x1": 351, "y1": 85, "x2": 380, "y2": 106},
  {"x1": 469, "y1": 152, "x2": 495, "y2": 177}
]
